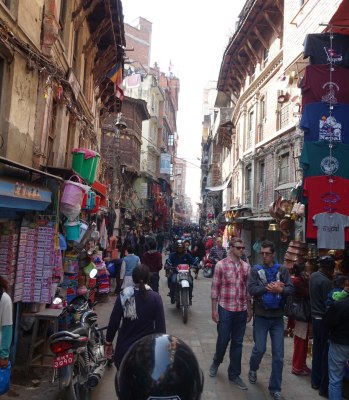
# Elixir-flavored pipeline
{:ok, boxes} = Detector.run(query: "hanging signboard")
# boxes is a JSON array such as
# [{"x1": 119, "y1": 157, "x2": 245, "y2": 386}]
[{"x1": 160, "y1": 153, "x2": 171, "y2": 175}]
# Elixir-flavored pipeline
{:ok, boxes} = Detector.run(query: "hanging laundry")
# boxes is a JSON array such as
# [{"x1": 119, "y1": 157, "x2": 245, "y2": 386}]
[{"x1": 125, "y1": 73, "x2": 141, "y2": 89}]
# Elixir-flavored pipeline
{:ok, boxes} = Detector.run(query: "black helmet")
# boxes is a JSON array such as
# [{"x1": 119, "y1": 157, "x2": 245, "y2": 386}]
[{"x1": 116, "y1": 333, "x2": 204, "y2": 400}]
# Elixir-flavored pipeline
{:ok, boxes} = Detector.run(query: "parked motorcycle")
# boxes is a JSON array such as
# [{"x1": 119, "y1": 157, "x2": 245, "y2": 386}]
[
  {"x1": 49, "y1": 292, "x2": 109, "y2": 400},
  {"x1": 165, "y1": 259, "x2": 193, "y2": 323}
]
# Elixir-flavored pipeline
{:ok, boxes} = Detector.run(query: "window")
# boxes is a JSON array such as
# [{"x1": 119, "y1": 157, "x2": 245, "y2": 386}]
[
  {"x1": 279, "y1": 153, "x2": 289, "y2": 184},
  {"x1": 47, "y1": 99, "x2": 58, "y2": 166},
  {"x1": 246, "y1": 109, "x2": 254, "y2": 149},
  {"x1": 168, "y1": 133, "x2": 174, "y2": 146},
  {"x1": 259, "y1": 162, "x2": 265, "y2": 187},
  {"x1": 59, "y1": 0, "x2": 67, "y2": 40},
  {"x1": 249, "y1": 65, "x2": 256, "y2": 84},
  {"x1": 72, "y1": 28, "x2": 80, "y2": 73},
  {"x1": 245, "y1": 165, "x2": 252, "y2": 204},
  {"x1": 263, "y1": 48, "x2": 269, "y2": 67},
  {"x1": 260, "y1": 96, "x2": 266, "y2": 121}
]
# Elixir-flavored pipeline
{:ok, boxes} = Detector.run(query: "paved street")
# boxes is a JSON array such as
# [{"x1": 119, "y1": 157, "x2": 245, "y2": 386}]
[{"x1": 4, "y1": 268, "x2": 323, "y2": 400}]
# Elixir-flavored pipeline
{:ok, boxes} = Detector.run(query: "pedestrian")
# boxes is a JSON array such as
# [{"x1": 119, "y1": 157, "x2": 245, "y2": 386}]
[
  {"x1": 209, "y1": 238, "x2": 252, "y2": 390},
  {"x1": 105, "y1": 265, "x2": 166, "y2": 369},
  {"x1": 119, "y1": 244, "x2": 141, "y2": 289},
  {"x1": 248, "y1": 240, "x2": 294, "y2": 400},
  {"x1": 142, "y1": 238, "x2": 163, "y2": 292},
  {"x1": 209, "y1": 237, "x2": 227, "y2": 273},
  {"x1": 156, "y1": 230, "x2": 165, "y2": 253},
  {"x1": 0, "y1": 276, "x2": 12, "y2": 369},
  {"x1": 309, "y1": 255, "x2": 335, "y2": 398},
  {"x1": 324, "y1": 284, "x2": 349, "y2": 400},
  {"x1": 290, "y1": 262, "x2": 312, "y2": 376}
]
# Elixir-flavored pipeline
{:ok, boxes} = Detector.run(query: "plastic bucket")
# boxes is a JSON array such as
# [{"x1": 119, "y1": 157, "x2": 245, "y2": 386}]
[
  {"x1": 65, "y1": 221, "x2": 81, "y2": 241},
  {"x1": 61, "y1": 175, "x2": 84, "y2": 207},
  {"x1": 72, "y1": 151, "x2": 100, "y2": 184}
]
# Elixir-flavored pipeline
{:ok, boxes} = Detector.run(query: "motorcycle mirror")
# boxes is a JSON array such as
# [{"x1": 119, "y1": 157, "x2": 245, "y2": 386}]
[{"x1": 52, "y1": 297, "x2": 63, "y2": 305}]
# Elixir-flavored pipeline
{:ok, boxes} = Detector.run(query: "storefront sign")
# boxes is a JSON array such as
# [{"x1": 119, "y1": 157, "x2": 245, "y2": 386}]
[
  {"x1": 160, "y1": 153, "x2": 171, "y2": 175},
  {"x1": 0, "y1": 178, "x2": 51, "y2": 211}
]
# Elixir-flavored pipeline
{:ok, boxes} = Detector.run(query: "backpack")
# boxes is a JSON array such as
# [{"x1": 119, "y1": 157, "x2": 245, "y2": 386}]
[{"x1": 256, "y1": 264, "x2": 283, "y2": 310}]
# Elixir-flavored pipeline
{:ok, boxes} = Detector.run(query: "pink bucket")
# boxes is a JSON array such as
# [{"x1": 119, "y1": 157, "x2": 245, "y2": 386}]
[{"x1": 60, "y1": 175, "x2": 84, "y2": 207}]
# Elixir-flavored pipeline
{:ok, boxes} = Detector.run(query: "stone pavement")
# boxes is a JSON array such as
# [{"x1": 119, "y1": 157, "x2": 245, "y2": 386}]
[{"x1": 4, "y1": 268, "x2": 323, "y2": 400}]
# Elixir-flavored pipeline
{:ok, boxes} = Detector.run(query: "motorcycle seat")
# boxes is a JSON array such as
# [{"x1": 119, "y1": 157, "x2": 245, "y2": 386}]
[
  {"x1": 71, "y1": 322, "x2": 89, "y2": 337},
  {"x1": 50, "y1": 323, "x2": 89, "y2": 342}
]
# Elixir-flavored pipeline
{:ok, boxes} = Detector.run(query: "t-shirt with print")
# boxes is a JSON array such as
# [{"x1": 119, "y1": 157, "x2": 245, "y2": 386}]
[
  {"x1": 303, "y1": 33, "x2": 349, "y2": 67},
  {"x1": 303, "y1": 176, "x2": 349, "y2": 240},
  {"x1": 300, "y1": 102, "x2": 349, "y2": 144},
  {"x1": 301, "y1": 65, "x2": 349, "y2": 108},
  {"x1": 313, "y1": 212, "x2": 349, "y2": 249},
  {"x1": 0, "y1": 292, "x2": 12, "y2": 350},
  {"x1": 300, "y1": 141, "x2": 349, "y2": 178}
]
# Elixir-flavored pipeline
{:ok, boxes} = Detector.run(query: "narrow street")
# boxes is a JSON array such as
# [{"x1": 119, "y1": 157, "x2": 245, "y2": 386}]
[
  {"x1": 4, "y1": 267, "x2": 323, "y2": 400},
  {"x1": 91, "y1": 269, "x2": 322, "y2": 400}
]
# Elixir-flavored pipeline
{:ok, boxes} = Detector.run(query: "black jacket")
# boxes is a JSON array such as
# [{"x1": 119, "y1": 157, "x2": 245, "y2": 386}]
[{"x1": 324, "y1": 296, "x2": 349, "y2": 345}]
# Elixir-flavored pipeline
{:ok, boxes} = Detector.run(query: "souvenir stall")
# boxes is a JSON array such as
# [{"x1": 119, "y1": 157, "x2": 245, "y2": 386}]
[
  {"x1": 298, "y1": 30, "x2": 349, "y2": 269},
  {"x1": 0, "y1": 157, "x2": 63, "y2": 366}
]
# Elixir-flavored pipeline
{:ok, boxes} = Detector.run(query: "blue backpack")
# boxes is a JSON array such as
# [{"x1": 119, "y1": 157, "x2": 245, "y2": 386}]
[{"x1": 256, "y1": 264, "x2": 283, "y2": 310}]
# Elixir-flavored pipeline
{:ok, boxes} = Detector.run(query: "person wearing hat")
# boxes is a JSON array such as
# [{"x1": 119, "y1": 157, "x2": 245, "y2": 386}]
[{"x1": 309, "y1": 255, "x2": 335, "y2": 397}]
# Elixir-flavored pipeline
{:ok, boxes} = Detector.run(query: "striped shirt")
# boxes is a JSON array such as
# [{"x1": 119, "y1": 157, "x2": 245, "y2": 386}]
[{"x1": 211, "y1": 256, "x2": 251, "y2": 312}]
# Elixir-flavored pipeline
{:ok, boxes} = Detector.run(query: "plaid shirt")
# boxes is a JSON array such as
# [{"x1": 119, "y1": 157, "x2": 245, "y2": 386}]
[{"x1": 211, "y1": 256, "x2": 251, "y2": 312}]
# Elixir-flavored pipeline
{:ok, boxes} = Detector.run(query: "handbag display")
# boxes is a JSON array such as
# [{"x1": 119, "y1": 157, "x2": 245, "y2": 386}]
[{"x1": 284, "y1": 296, "x2": 311, "y2": 322}]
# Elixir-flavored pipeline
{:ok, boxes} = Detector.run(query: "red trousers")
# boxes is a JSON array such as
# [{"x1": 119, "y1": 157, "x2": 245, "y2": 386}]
[{"x1": 292, "y1": 333, "x2": 309, "y2": 372}]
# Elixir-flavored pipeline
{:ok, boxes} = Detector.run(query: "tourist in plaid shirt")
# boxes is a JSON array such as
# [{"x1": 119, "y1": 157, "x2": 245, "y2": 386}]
[{"x1": 209, "y1": 237, "x2": 252, "y2": 390}]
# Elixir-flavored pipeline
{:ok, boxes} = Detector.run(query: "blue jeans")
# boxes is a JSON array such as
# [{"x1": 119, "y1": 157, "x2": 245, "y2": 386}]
[
  {"x1": 328, "y1": 341, "x2": 349, "y2": 400},
  {"x1": 213, "y1": 306, "x2": 247, "y2": 379},
  {"x1": 249, "y1": 316, "x2": 284, "y2": 393},
  {"x1": 311, "y1": 318, "x2": 329, "y2": 393}
]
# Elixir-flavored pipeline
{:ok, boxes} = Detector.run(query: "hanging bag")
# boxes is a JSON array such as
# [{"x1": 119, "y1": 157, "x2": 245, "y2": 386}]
[{"x1": 284, "y1": 295, "x2": 311, "y2": 322}]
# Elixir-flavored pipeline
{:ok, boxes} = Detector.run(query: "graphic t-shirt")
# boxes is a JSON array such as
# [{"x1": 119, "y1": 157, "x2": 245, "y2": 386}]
[
  {"x1": 313, "y1": 212, "x2": 349, "y2": 249},
  {"x1": 300, "y1": 141, "x2": 349, "y2": 178},
  {"x1": 303, "y1": 33, "x2": 349, "y2": 67},
  {"x1": 300, "y1": 102, "x2": 349, "y2": 143},
  {"x1": 301, "y1": 65, "x2": 349, "y2": 108},
  {"x1": 303, "y1": 176, "x2": 349, "y2": 240}
]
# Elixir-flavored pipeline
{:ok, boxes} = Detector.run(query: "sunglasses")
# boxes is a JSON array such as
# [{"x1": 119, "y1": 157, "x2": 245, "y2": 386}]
[
  {"x1": 233, "y1": 246, "x2": 245, "y2": 250},
  {"x1": 260, "y1": 251, "x2": 273, "y2": 255}
]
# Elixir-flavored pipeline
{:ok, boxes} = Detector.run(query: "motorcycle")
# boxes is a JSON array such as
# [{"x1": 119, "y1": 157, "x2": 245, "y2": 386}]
[
  {"x1": 202, "y1": 256, "x2": 214, "y2": 278},
  {"x1": 49, "y1": 291, "x2": 109, "y2": 400},
  {"x1": 165, "y1": 259, "x2": 194, "y2": 324}
]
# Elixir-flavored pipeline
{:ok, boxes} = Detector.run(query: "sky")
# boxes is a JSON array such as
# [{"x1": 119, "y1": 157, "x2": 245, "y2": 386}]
[{"x1": 122, "y1": 0, "x2": 246, "y2": 206}]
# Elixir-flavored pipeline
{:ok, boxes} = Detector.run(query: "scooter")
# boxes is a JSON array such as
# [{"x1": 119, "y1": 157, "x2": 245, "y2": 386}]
[
  {"x1": 165, "y1": 260, "x2": 193, "y2": 324},
  {"x1": 49, "y1": 282, "x2": 109, "y2": 399},
  {"x1": 202, "y1": 256, "x2": 214, "y2": 278}
]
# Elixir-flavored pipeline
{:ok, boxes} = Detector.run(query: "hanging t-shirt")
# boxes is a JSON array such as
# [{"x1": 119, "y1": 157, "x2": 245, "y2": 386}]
[
  {"x1": 303, "y1": 33, "x2": 349, "y2": 67},
  {"x1": 301, "y1": 65, "x2": 349, "y2": 108},
  {"x1": 303, "y1": 175, "x2": 349, "y2": 240},
  {"x1": 313, "y1": 212, "x2": 349, "y2": 249},
  {"x1": 300, "y1": 102, "x2": 349, "y2": 143},
  {"x1": 300, "y1": 141, "x2": 349, "y2": 179}
]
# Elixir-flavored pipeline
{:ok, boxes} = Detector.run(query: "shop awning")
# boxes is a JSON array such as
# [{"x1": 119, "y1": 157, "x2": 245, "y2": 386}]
[
  {"x1": 326, "y1": 0, "x2": 349, "y2": 35},
  {"x1": 275, "y1": 182, "x2": 298, "y2": 191},
  {"x1": 0, "y1": 178, "x2": 52, "y2": 211},
  {"x1": 205, "y1": 176, "x2": 231, "y2": 192}
]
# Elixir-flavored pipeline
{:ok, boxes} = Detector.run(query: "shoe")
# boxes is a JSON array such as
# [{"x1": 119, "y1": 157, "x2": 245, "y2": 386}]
[
  {"x1": 230, "y1": 376, "x2": 248, "y2": 390},
  {"x1": 311, "y1": 384, "x2": 320, "y2": 390},
  {"x1": 303, "y1": 366, "x2": 311, "y2": 374},
  {"x1": 292, "y1": 369, "x2": 309, "y2": 376},
  {"x1": 270, "y1": 392, "x2": 285, "y2": 400},
  {"x1": 170, "y1": 297, "x2": 175, "y2": 304},
  {"x1": 209, "y1": 362, "x2": 219, "y2": 377},
  {"x1": 194, "y1": 273, "x2": 198, "y2": 279},
  {"x1": 248, "y1": 370, "x2": 257, "y2": 384},
  {"x1": 319, "y1": 391, "x2": 328, "y2": 398}
]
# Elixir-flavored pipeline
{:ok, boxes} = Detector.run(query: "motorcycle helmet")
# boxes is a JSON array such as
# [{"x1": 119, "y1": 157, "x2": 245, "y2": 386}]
[{"x1": 116, "y1": 333, "x2": 204, "y2": 400}]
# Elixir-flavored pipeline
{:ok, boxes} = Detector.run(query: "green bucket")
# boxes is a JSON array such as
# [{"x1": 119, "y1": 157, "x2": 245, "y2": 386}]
[{"x1": 72, "y1": 150, "x2": 100, "y2": 184}]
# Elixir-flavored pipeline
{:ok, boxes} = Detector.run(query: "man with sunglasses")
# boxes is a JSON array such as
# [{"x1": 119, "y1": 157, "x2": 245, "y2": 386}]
[
  {"x1": 247, "y1": 240, "x2": 293, "y2": 400},
  {"x1": 209, "y1": 237, "x2": 252, "y2": 390}
]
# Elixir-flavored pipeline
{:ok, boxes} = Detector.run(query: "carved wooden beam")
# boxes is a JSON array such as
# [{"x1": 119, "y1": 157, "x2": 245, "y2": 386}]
[
  {"x1": 243, "y1": 44, "x2": 257, "y2": 66},
  {"x1": 73, "y1": 0, "x2": 102, "y2": 30},
  {"x1": 273, "y1": 0, "x2": 283, "y2": 16},
  {"x1": 253, "y1": 26, "x2": 269, "y2": 49},
  {"x1": 83, "y1": 18, "x2": 111, "y2": 52},
  {"x1": 246, "y1": 38, "x2": 260, "y2": 62},
  {"x1": 264, "y1": 11, "x2": 281, "y2": 37}
]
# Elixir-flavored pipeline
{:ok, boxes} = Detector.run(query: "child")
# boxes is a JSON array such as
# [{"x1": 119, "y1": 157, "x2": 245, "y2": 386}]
[{"x1": 326, "y1": 274, "x2": 349, "y2": 308}]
